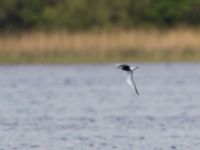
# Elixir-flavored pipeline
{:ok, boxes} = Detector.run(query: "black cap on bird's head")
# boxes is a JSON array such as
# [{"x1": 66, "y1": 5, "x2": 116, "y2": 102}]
[
  {"x1": 118, "y1": 64, "x2": 131, "y2": 71},
  {"x1": 118, "y1": 64, "x2": 139, "y2": 72}
]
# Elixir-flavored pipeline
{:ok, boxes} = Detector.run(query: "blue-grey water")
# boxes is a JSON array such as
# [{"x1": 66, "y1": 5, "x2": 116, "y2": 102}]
[{"x1": 0, "y1": 63, "x2": 200, "y2": 150}]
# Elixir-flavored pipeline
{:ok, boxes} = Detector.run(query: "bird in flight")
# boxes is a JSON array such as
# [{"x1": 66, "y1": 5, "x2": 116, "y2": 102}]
[{"x1": 118, "y1": 64, "x2": 139, "y2": 95}]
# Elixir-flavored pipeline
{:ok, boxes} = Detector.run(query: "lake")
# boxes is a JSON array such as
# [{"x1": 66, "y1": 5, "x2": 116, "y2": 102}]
[{"x1": 0, "y1": 63, "x2": 200, "y2": 150}]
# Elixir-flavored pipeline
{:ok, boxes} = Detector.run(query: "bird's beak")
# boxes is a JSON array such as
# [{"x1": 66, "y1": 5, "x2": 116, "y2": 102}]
[
  {"x1": 116, "y1": 64, "x2": 121, "y2": 69},
  {"x1": 118, "y1": 66, "x2": 122, "y2": 69},
  {"x1": 115, "y1": 63, "x2": 122, "y2": 69}
]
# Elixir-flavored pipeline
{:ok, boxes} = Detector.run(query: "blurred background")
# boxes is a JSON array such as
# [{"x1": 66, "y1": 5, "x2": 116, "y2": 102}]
[
  {"x1": 1, "y1": 1, "x2": 200, "y2": 149},
  {"x1": 0, "y1": 0, "x2": 200, "y2": 63}
]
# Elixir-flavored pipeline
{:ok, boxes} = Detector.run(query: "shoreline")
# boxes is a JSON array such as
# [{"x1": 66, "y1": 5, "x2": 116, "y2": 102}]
[{"x1": 0, "y1": 50, "x2": 200, "y2": 64}]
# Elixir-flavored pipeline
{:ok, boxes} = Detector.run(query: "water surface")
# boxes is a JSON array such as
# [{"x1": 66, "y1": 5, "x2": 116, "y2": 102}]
[{"x1": 0, "y1": 63, "x2": 200, "y2": 150}]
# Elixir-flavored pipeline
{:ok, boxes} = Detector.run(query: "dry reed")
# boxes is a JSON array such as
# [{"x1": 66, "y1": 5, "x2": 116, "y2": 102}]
[{"x1": 0, "y1": 27, "x2": 200, "y2": 57}]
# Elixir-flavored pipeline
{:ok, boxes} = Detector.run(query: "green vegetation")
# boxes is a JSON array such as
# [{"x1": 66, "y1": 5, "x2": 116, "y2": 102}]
[
  {"x1": 0, "y1": 0, "x2": 200, "y2": 31},
  {"x1": 0, "y1": 0, "x2": 200, "y2": 63}
]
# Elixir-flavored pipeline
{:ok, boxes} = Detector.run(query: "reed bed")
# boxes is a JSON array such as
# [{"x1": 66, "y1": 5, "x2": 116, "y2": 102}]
[{"x1": 0, "y1": 27, "x2": 200, "y2": 63}]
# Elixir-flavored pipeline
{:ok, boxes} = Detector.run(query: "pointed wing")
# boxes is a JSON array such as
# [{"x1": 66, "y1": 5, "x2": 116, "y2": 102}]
[
  {"x1": 130, "y1": 66, "x2": 139, "y2": 71},
  {"x1": 126, "y1": 71, "x2": 139, "y2": 95}
]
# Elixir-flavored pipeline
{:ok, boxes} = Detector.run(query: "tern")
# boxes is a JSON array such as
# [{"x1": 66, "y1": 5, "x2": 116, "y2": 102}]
[{"x1": 118, "y1": 64, "x2": 139, "y2": 95}]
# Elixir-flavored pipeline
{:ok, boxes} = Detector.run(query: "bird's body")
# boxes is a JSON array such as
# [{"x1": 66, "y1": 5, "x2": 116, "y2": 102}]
[{"x1": 118, "y1": 64, "x2": 139, "y2": 95}]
